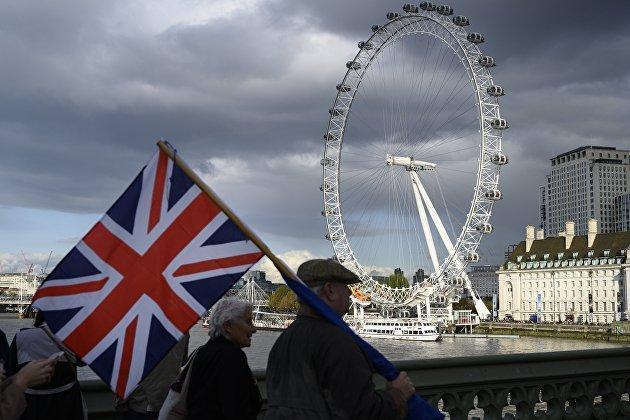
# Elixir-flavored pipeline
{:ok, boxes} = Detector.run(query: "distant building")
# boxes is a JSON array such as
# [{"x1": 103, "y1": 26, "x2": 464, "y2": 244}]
[
  {"x1": 539, "y1": 185, "x2": 547, "y2": 231},
  {"x1": 504, "y1": 244, "x2": 517, "y2": 261},
  {"x1": 412, "y1": 269, "x2": 426, "y2": 284},
  {"x1": 615, "y1": 193, "x2": 630, "y2": 232},
  {"x1": 498, "y1": 219, "x2": 630, "y2": 324},
  {"x1": 394, "y1": 268, "x2": 404, "y2": 278},
  {"x1": 467, "y1": 265, "x2": 499, "y2": 298},
  {"x1": 541, "y1": 146, "x2": 629, "y2": 236},
  {"x1": 371, "y1": 275, "x2": 389, "y2": 285},
  {"x1": 243, "y1": 270, "x2": 277, "y2": 293}
]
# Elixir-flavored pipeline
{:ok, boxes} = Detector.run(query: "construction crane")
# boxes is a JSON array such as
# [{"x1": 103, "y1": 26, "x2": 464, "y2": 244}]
[
  {"x1": 41, "y1": 251, "x2": 53, "y2": 276},
  {"x1": 20, "y1": 251, "x2": 34, "y2": 275}
]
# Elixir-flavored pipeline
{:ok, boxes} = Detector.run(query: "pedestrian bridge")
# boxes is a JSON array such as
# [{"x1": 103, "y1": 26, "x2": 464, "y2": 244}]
[{"x1": 83, "y1": 347, "x2": 630, "y2": 419}]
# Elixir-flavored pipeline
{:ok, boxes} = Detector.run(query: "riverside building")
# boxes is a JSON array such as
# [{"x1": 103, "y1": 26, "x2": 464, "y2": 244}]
[
  {"x1": 467, "y1": 265, "x2": 499, "y2": 298},
  {"x1": 616, "y1": 192, "x2": 630, "y2": 232},
  {"x1": 540, "y1": 146, "x2": 629, "y2": 236},
  {"x1": 498, "y1": 219, "x2": 630, "y2": 324}
]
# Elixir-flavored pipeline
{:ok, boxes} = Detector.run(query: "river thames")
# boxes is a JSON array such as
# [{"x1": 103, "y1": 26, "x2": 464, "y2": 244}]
[{"x1": 2, "y1": 316, "x2": 628, "y2": 382}]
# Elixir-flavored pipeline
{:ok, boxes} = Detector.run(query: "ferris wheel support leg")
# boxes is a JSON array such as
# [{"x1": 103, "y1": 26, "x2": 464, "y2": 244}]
[
  {"x1": 411, "y1": 171, "x2": 454, "y2": 253},
  {"x1": 425, "y1": 296, "x2": 431, "y2": 321},
  {"x1": 409, "y1": 172, "x2": 440, "y2": 272}
]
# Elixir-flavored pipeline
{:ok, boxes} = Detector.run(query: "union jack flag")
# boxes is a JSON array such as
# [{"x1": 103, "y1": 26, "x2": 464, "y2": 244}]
[{"x1": 32, "y1": 145, "x2": 264, "y2": 398}]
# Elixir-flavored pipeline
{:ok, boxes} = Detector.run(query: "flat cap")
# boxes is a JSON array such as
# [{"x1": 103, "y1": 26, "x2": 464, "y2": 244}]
[{"x1": 296, "y1": 259, "x2": 360, "y2": 286}]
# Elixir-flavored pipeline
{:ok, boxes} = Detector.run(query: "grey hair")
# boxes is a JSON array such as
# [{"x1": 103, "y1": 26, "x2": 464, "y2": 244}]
[{"x1": 207, "y1": 298, "x2": 253, "y2": 339}]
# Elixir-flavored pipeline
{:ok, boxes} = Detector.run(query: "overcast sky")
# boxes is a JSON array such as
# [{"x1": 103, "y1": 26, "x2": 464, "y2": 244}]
[{"x1": 1, "y1": 0, "x2": 629, "y2": 279}]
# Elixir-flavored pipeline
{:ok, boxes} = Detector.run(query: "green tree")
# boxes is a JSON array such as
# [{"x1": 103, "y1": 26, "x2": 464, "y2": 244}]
[
  {"x1": 278, "y1": 292, "x2": 299, "y2": 312},
  {"x1": 452, "y1": 297, "x2": 475, "y2": 311},
  {"x1": 387, "y1": 274, "x2": 409, "y2": 288},
  {"x1": 268, "y1": 285, "x2": 298, "y2": 313}
]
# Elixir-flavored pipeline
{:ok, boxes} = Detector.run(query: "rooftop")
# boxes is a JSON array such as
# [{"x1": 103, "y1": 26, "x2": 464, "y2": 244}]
[
  {"x1": 503, "y1": 230, "x2": 630, "y2": 270},
  {"x1": 551, "y1": 145, "x2": 620, "y2": 161}
]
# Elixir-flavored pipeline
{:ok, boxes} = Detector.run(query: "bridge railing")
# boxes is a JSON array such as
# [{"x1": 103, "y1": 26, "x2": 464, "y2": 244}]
[{"x1": 82, "y1": 347, "x2": 630, "y2": 419}]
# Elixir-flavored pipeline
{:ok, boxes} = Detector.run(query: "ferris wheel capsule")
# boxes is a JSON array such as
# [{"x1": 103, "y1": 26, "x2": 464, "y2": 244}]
[
  {"x1": 386, "y1": 12, "x2": 400, "y2": 20},
  {"x1": 491, "y1": 153, "x2": 509, "y2": 165},
  {"x1": 436, "y1": 5, "x2": 453, "y2": 15},
  {"x1": 346, "y1": 61, "x2": 362, "y2": 70},
  {"x1": 478, "y1": 56, "x2": 496, "y2": 67},
  {"x1": 358, "y1": 41, "x2": 374, "y2": 50},
  {"x1": 476, "y1": 223, "x2": 493, "y2": 233},
  {"x1": 371, "y1": 24, "x2": 381, "y2": 32},
  {"x1": 420, "y1": 2, "x2": 436, "y2": 11},
  {"x1": 467, "y1": 32, "x2": 485, "y2": 44},
  {"x1": 403, "y1": 4, "x2": 419, "y2": 13},
  {"x1": 452, "y1": 15, "x2": 469, "y2": 26},
  {"x1": 487, "y1": 85, "x2": 505, "y2": 97},
  {"x1": 464, "y1": 252, "x2": 479, "y2": 262},
  {"x1": 490, "y1": 118, "x2": 509, "y2": 130},
  {"x1": 484, "y1": 189, "x2": 502, "y2": 200}
]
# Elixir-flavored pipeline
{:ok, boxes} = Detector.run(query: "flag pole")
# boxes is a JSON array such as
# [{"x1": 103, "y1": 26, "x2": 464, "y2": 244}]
[{"x1": 157, "y1": 140, "x2": 296, "y2": 278}]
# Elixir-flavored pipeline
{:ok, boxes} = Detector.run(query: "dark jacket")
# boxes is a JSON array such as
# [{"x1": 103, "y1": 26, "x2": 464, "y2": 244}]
[
  {"x1": 186, "y1": 335, "x2": 261, "y2": 420},
  {"x1": 265, "y1": 315, "x2": 399, "y2": 420}
]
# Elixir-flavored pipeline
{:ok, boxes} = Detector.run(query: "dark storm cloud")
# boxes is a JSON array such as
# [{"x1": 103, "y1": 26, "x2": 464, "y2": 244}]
[{"x1": 1, "y1": 0, "x2": 629, "y2": 261}]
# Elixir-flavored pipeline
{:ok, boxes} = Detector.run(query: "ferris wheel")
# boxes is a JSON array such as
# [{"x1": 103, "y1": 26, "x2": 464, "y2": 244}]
[{"x1": 321, "y1": 3, "x2": 508, "y2": 317}]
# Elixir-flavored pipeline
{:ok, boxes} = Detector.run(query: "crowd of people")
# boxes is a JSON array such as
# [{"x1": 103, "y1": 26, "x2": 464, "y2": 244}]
[{"x1": 1, "y1": 259, "x2": 417, "y2": 419}]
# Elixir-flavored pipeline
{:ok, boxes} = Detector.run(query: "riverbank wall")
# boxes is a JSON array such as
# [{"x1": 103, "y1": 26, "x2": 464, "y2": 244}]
[{"x1": 476, "y1": 322, "x2": 630, "y2": 342}]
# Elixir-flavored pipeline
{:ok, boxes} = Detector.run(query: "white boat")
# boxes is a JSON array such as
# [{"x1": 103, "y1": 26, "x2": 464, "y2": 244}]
[{"x1": 354, "y1": 318, "x2": 441, "y2": 342}]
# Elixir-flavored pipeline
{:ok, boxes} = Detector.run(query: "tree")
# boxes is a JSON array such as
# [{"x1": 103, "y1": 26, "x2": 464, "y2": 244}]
[
  {"x1": 278, "y1": 292, "x2": 299, "y2": 312},
  {"x1": 452, "y1": 297, "x2": 475, "y2": 311},
  {"x1": 268, "y1": 285, "x2": 298, "y2": 313},
  {"x1": 387, "y1": 274, "x2": 409, "y2": 288}
]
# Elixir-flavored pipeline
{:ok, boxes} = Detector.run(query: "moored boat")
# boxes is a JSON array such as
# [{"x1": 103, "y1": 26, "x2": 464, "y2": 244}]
[{"x1": 353, "y1": 317, "x2": 441, "y2": 342}]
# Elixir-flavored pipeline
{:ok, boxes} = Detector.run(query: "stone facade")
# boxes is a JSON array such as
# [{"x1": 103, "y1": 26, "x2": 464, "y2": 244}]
[{"x1": 499, "y1": 220, "x2": 630, "y2": 324}]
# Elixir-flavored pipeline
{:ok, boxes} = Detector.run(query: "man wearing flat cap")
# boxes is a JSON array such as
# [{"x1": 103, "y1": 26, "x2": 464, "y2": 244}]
[{"x1": 265, "y1": 259, "x2": 415, "y2": 419}]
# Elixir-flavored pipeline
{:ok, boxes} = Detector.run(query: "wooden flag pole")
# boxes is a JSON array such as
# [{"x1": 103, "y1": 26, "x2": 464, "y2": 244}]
[{"x1": 157, "y1": 140, "x2": 297, "y2": 279}]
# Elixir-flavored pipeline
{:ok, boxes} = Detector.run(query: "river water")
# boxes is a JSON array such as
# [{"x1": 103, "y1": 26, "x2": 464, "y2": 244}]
[{"x1": 1, "y1": 316, "x2": 627, "y2": 381}]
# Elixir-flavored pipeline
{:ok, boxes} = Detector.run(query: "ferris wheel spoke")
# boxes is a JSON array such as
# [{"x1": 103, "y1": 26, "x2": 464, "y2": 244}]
[{"x1": 411, "y1": 69, "x2": 471, "y2": 147}]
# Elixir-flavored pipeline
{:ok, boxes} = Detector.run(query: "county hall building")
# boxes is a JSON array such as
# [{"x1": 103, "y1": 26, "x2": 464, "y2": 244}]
[{"x1": 498, "y1": 219, "x2": 630, "y2": 324}]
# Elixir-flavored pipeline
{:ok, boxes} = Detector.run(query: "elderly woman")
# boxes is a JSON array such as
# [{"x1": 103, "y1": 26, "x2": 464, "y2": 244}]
[{"x1": 186, "y1": 298, "x2": 261, "y2": 420}]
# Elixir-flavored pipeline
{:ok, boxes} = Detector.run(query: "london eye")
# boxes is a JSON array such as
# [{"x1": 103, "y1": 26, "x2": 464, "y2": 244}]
[{"x1": 321, "y1": 3, "x2": 508, "y2": 320}]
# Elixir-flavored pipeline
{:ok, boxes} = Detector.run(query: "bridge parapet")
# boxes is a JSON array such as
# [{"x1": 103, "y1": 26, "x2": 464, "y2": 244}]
[{"x1": 82, "y1": 347, "x2": 630, "y2": 419}]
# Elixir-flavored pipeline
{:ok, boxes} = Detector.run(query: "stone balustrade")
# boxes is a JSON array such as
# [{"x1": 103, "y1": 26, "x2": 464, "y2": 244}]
[{"x1": 83, "y1": 347, "x2": 630, "y2": 419}]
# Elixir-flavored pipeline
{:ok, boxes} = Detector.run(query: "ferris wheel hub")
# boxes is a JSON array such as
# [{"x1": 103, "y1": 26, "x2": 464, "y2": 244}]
[{"x1": 386, "y1": 154, "x2": 436, "y2": 171}]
